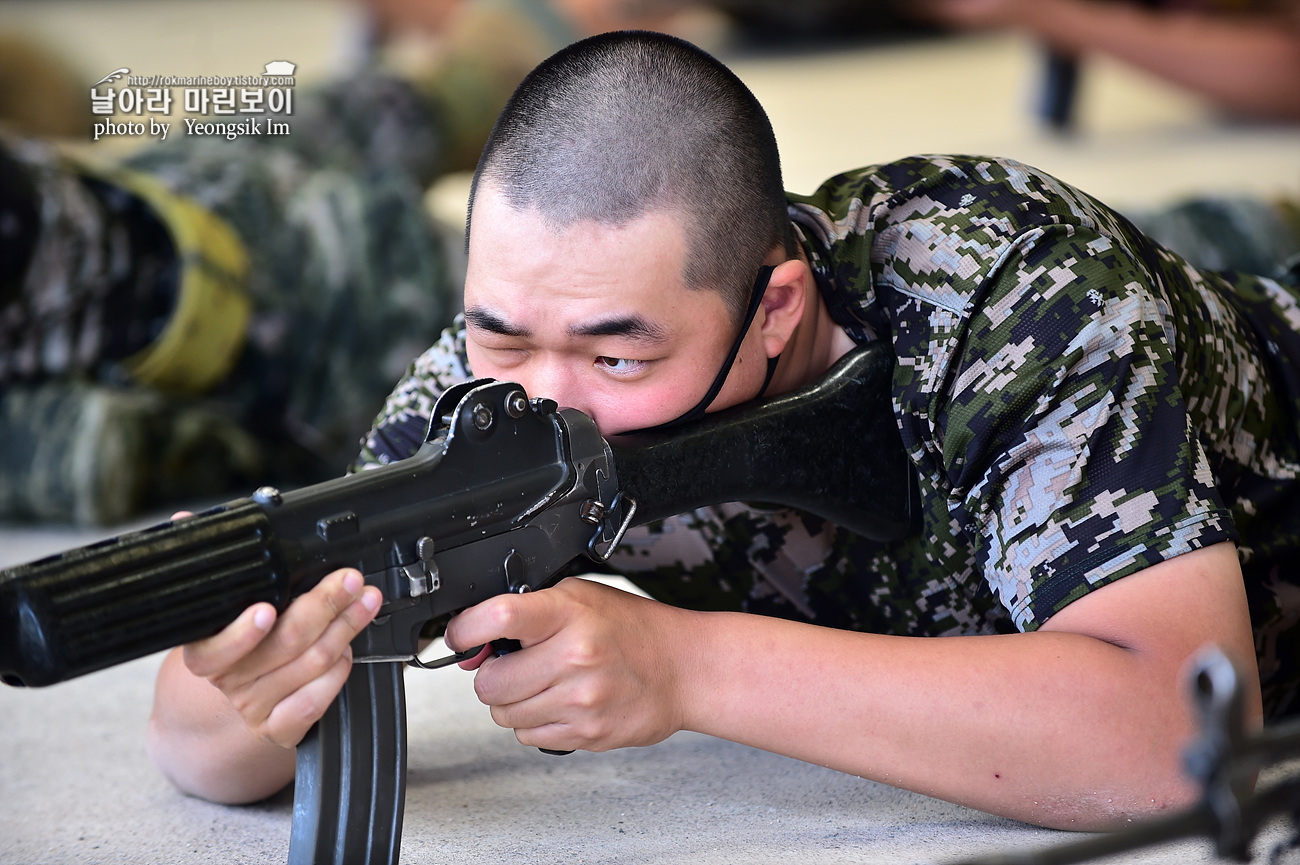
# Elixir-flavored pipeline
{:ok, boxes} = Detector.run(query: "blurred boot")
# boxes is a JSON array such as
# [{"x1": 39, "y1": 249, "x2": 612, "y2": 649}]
[
  {"x1": 0, "y1": 134, "x2": 250, "y2": 391},
  {"x1": 0, "y1": 136, "x2": 255, "y2": 524}
]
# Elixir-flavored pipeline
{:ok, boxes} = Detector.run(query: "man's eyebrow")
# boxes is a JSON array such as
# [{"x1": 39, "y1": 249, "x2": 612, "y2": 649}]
[
  {"x1": 568, "y1": 314, "x2": 669, "y2": 343},
  {"x1": 464, "y1": 306, "x2": 529, "y2": 337},
  {"x1": 464, "y1": 306, "x2": 669, "y2": 344}
]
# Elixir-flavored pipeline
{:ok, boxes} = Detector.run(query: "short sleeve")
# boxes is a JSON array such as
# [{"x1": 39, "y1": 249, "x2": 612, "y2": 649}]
[
  {"x1": 350, "y1": 320, "x2": 472, "y2": 472},
  {"x1": 941, "y1": 224, "x2": 1238, "y2": 629}
]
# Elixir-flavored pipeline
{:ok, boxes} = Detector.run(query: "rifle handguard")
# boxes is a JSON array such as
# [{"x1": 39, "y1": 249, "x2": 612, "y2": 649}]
[{"x1": 0, "y1": 502, "x2": 282, "y2": 687}]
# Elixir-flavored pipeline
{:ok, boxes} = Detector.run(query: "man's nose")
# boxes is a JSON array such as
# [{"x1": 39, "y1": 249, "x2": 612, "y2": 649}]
[{"x1": 517, "y1": 358, "x2": 586, "y2": 414}]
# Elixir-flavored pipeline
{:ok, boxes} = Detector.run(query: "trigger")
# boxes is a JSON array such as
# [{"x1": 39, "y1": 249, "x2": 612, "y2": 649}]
[{"x1": 407, "y1": 644, "x2": 485, "y2": 670}]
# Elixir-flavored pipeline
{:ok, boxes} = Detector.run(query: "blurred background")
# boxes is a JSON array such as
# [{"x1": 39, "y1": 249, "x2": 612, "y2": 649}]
[
  {"x1": 1, "y1": 7, "x2": 1299, "y2": 863},
  {"x1": 2, "y1": 0, "x2": 1297, "y2": 239},
  {"x1": 0, "y1": 0, "x2": 1298, "y2": 541}
]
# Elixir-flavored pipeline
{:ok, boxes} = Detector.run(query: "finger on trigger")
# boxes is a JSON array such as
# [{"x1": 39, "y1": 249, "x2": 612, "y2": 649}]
[
  {"x1": 447, "y1": 593, "x2": 535, "y2": 653},
  {"x1": 457, "y1": 643, "x2": 495, "y2": 671}
]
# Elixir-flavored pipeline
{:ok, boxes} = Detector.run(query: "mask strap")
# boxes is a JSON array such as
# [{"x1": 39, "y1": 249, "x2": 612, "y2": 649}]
[
  {"x1": 620, "y1": 265, "x2": 776, "y2": 436},
  {"x1": 757, "y1": 351, "x2": 780, "y2": 399}
]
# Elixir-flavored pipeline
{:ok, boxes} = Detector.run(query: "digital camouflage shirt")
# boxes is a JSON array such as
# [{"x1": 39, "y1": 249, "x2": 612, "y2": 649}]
[{"x1": 354, "y1": 155, "x2": 1300, "y2": 720}]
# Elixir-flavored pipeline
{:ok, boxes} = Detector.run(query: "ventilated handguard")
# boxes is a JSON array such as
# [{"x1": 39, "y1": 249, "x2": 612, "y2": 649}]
[{"x1": 0, "y1": 502, "x2": 282, "y2": 688}]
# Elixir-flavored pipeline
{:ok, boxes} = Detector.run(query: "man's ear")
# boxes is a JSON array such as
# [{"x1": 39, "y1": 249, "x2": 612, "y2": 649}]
[{"x1": 757, "y1": 258, "x2": 810, "y2": 358}]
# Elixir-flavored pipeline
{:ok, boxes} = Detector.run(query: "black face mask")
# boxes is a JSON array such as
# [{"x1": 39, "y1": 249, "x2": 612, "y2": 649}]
[{"x1": 619, "y1": 265, "x2": 780, "y2": 436}]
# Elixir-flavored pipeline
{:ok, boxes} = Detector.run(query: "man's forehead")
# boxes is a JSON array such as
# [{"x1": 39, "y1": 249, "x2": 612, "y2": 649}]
[
  {"x1": 468, "y1": 190, "x2": 694, "y2": 295},
  {"x1": 470, "y1": 181, "x2": 689, "y2": 251},
  {"x1": 462, "y1": 182, "x2": 734, "y2": 345}
]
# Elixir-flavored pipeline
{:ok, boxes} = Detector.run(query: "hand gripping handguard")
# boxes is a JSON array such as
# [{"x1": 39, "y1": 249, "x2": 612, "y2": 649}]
[{"x1": 0, "y1": 341, "x2": 918, "y2": 865}]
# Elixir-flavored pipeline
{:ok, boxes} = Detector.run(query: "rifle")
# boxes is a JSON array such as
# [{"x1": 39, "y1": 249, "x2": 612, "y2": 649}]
[{"x1": 0, "y1": 340, "x2": 919, "y2": 865}]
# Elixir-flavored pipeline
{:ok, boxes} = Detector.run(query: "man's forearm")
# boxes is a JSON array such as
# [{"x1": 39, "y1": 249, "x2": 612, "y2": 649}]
[
  {"x1": 678, "y1": 611, "x2": 1201, "y2": 830},
  {"x1": 1019, "y1": 0, "x2": 1300, "y2": 119},
  {"x1": 675, "y1": 542, "x2": 1260, "y2": 831}
]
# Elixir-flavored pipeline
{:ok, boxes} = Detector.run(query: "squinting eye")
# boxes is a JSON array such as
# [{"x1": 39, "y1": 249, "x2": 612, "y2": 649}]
[{"x1": 595, "y1": 356, "x2": 644, "y2": 374}]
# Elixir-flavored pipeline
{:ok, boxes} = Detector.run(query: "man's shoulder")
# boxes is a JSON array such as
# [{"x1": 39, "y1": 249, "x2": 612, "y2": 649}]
[
  {"x1": 790, "y1": 154, "x2": 1118, "y2": 228},
  {"x1": 351, "y1": 321, "x2": 473, "y2": 471},
  {"x1": 787, "y1": 155, "x2": 1139, "y2": 340}
]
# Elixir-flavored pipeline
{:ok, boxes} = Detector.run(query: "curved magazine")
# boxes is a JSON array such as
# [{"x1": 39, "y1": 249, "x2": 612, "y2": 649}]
[{"x1": 289, "y1": 661, "x2": 407, "y2": 865}]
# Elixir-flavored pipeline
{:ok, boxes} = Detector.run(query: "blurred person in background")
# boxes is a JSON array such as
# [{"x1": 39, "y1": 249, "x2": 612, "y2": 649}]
[
  {"x1": 909, "y1": 0, "x2": 1300, "y2": 302},
  {"x1": 0, "y1": 0, "x2": 584, "y2": 526},
  {"x1": 913, "y1": 0, "x2": 1300, "y2": 122}
]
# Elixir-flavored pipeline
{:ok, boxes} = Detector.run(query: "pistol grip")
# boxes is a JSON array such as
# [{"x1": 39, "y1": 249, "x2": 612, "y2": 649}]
[{"x1": 491, "y1": 639, "x2": 573, "y2": 756}]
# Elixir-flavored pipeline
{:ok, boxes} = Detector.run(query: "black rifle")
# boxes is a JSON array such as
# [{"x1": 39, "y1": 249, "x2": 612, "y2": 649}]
[{"x1": 0, "y1": 340, "x2": 918, "y2": 865}]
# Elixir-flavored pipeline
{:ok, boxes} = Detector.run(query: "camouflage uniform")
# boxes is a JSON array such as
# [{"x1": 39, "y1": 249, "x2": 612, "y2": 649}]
[{"x1": 357, "y1": 154, "x2": 1300, "y2": 720}]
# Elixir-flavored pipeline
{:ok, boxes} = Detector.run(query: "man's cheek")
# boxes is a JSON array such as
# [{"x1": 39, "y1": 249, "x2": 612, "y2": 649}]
[{"x1": 594, "y1": 395, "x2": 672, "y2": 437}]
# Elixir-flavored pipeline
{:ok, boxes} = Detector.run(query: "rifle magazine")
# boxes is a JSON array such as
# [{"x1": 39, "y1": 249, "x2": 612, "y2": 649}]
[{"x1": 289, "y1": 661, "x2": 407, "y2": 865}]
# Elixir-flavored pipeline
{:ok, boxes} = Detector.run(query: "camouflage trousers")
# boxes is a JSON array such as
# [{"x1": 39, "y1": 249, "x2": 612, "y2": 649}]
[{"x1": 0, "y1": 71, "x2": 458, "y2": 524}]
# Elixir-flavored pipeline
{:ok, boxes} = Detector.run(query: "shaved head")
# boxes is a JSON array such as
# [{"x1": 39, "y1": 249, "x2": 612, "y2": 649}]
[{"x1": 468, "y1": 30, "x2": 795, "y2": 321}]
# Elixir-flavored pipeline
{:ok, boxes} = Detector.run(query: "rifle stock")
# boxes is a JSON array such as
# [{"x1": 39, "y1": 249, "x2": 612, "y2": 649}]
[
  {"x1": 611, "y1": 333, "x2": 916, "y2": 538},
  {"x1": 0, "y1": 340, "x2": 917, "y2": 865}
]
